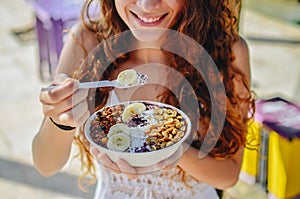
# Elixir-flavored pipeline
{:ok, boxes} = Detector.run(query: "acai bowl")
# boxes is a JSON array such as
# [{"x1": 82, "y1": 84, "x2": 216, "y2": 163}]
[{"x1": 84, "y1": 101, "x2": 191, "y2": 167}]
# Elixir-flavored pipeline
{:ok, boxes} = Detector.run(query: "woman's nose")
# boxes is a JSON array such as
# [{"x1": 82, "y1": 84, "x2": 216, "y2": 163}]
[{"x1": 137, "y1": 0, "x2": 161, "y2": 12}]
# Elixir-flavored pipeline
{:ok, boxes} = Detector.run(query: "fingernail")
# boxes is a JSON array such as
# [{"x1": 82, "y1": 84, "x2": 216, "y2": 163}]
[
  {"x1": 74, "y1": 79, "x2": 80, "y2": 87},
  {"x1": 64, "y1": 79, "x2": 78, "y2": 90}
]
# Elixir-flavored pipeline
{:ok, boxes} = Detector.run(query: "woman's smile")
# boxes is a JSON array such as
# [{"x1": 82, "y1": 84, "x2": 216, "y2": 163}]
[
  {"x1": 115, "y1": 0, "x2": 182, "y2": 30},
  {"x1": 130, "y1": 10, "x2": 168, "y2": 27}
]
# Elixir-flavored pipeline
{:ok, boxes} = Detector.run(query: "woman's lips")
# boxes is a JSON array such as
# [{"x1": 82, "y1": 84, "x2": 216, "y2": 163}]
[{"x1": 131, "y1": 11, "x2": 167, "y2": 27}]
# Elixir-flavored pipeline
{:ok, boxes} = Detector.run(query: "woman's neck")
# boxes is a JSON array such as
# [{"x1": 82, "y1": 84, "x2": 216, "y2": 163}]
[{"x1": 129, "y1": 47, "x2": 168, "y2": 64}]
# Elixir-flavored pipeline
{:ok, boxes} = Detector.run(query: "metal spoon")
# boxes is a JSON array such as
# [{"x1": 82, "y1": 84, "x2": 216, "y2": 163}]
[{"x1": 41, "y1": 72, "x2": 148, "y2": 91}]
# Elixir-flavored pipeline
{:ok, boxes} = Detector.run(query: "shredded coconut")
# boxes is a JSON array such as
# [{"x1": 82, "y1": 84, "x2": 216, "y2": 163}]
[{"x1": 126, "y1": 109, "x2": 157, "y2": 153}]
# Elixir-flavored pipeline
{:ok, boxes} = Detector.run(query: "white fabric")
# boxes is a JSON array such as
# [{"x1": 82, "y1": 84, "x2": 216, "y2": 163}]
[
  {"x1": 93, "y1": 164, "x2": 219, "y2": 199},
  {"x1": 93, "y1": 91, "x2": 219, "y2": 199}
]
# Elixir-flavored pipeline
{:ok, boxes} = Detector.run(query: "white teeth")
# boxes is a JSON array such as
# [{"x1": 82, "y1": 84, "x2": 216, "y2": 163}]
[{"x1": 137, "y1": 15, "x2": 161, "y2": 23}]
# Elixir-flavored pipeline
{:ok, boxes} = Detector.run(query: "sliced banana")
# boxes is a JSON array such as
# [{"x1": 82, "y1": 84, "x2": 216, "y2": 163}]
[
  {"x1": 117, "y1": 69, "x2": 139, "y2": 86},
  {"x1": 107, "y1": 123, "x2": 131, "y2": 138},
  {"x1": 107, "y1": 132, "x2": 131, "y2": 152},
  {"x1": 122, "y1": 102, "x2": 147, "y2": 121}
]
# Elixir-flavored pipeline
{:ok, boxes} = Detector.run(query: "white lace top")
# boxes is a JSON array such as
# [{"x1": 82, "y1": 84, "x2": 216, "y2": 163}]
[
  {"x1": 94, "y1": 164, "x2": 219, "y2": 199},
  {"x1": 92, "y1": 91, "x2": 219, "y2": 199}
]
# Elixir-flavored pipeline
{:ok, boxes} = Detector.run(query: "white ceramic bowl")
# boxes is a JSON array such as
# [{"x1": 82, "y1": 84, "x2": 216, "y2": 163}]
[{"x1": 84, "y1": 101, "x2": 191, "y2": 167}]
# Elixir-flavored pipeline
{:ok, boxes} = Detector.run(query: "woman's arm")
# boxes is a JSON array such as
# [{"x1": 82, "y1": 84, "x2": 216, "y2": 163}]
[
  {"x1": 32, "y1": 24, "x2": 96, "y2": 176},
  {"x1": 179, "y1": 144, "x2": 243, "y2": 189},
  {"x1": 178, "y1": 36, "x2": 251, "y2": 189}
]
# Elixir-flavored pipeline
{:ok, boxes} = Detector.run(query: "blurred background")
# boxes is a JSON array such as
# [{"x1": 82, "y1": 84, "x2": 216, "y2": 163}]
[{"x1": 0, "y1": 0, "x2": 299, "y2": 198}]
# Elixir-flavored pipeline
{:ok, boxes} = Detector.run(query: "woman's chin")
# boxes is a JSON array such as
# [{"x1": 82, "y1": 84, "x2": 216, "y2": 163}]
[{"x1": 131, "y1": 28, "x2": 167, "y2": 43}]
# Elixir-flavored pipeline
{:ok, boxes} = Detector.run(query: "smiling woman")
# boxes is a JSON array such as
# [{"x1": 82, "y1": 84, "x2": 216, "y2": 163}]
[{"x1": 32, "y1": 0, "x2": 255, "y2": 198}]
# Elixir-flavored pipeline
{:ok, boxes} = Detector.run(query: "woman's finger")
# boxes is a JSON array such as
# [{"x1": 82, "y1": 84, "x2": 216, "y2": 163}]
[
  {"x1": 90, "y1": 146, "x2": 100, "y2": 157},
  {"x1": 55, "y1": 88, "x2": 88, "y2": 114},
  {"x1": 90, "y1": 147, "x2": 121, "y2": 174},
  {"x1": 98, "y1": 153, "x2": 121, "y2": 174},
  {"x1": 90, "y1": 146, "x2": 121, "y2": 173},
  {"x1": 57, "y1": 98, "x2": 89, "y2": 126},
  {"x1": 52, "y1": 73, "x2": 68, "y2": 85},
  {"x1": 40, "y1": 78, "x2": 79, "y2": 105},
  {"x1": 135, "y1": 165, "x2": 158, "y2": 175},
  {"x1": 117, "y1": 159, "x2": 140, "y2": 179},
  {"x1": 42, "y1": 88, "x2": 88, "y2": 118}
]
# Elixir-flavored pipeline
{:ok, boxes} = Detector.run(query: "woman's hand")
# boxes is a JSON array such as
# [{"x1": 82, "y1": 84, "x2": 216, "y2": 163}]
[
  {"x1": 39, "y1": 73, "x2": 90, "y2": 127},
  {"x1": 90, "y1": 145, "x2": 183, "y2": 179}
]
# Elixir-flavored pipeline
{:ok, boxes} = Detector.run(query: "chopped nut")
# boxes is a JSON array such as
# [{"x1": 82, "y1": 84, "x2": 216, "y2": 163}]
[
  {"x1": 160, "y1": 142, "x2": 166, "y2": 148},
  {"x1": 175, "y1": 122, "x2": 181, "y2": 129},
  {"x1": 162, "y1": 130, "x2": 169, "y2": 138},
  {"x1": 165, "y1": 118, "x2": 174, "y2": 124},
  {"x1": 101, "y1": 137, "x2": 108, "y2": 144},
  {"x1": 151, "y1": 145, "x2": 157, "y2": 150},
  {"x1": 180, "y1": 126, "x2": 186, "y2": 131},
  {"x1": 172, "y1": 128, "x2": 177, "y2": 135},
  {"x1": 149, "y1": 132, "x2": 162, "y2": 138},
  {"x1": 166, "y1": 141, "x2": 174, "y2": 147}
]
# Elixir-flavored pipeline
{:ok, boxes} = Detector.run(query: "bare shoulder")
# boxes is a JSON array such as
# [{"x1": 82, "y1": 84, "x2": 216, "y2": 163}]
[
  {"x1": 70, "y1": 23, "x2": 99, "y2": 50},
  {"x1": 56, "y1": 23, "x2": 99, "y2": 76},
  {"x1": 231, "y1": 36, "x2": 251, "y2": 83}
]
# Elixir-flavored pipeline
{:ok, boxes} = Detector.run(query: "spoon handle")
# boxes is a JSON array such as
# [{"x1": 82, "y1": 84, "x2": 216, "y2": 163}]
[{"x1": 41, "y1": 80, "x2": 116, "y2": 91}]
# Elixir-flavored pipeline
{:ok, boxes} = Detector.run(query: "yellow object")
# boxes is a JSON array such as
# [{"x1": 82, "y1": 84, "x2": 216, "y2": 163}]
[
  {"x1": 240, "y1": 121, "x2": 261, "y2": 183},
  {"x1": 268, "y1": 131, "x2": 300, "y2": 199}
]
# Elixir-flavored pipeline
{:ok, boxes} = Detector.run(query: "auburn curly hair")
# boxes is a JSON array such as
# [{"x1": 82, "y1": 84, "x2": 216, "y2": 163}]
[{"x1": 72, "y1": 0, "x2": 255, "y2": 189}]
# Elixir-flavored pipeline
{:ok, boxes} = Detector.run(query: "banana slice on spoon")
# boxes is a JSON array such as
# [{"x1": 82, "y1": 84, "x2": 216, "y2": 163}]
[{"x1": 117, "y1": 69, "x2": 139, "y2": 86}]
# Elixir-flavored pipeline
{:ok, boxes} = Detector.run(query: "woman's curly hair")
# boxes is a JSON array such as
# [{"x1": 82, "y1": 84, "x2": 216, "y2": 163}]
[{"x1": 72, "y1": 0, "x2": 255, "y2": 189}]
